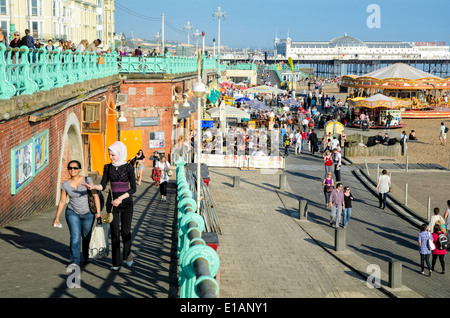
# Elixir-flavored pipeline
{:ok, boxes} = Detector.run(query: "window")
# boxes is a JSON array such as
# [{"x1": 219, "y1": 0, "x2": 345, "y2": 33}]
[
  {"x1": 31, "y1": 0, "x2": 38, "y2": 16},
  {"x1": 0, "y1": 21, "x2": 7, "y2": 36},
  {"x1": 0, "y1": 0, "x2": 7, "y2": 15},
  {"x1": 32, "y1": 21, "x2": 38, "y2": 38}
]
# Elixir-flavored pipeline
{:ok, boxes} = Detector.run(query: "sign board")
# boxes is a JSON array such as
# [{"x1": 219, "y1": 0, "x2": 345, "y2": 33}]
[
  {"x1": 135, "y1": 117, "x2": 159, "y2": 127},
  {"x1": 149, "y1": 131, "x2": 165, "y2": 148},
  {"x1": 207, "y1": 88, "x2": 221, "y2": 105}
]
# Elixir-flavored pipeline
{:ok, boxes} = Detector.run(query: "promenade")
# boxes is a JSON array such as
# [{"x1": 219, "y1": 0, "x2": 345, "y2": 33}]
[
  {"x1": 1, "y1": 128, "x2": 448, "y2": 299},
  {"x1": 0, "y1": 176, "x2": 178, "y2": 298}
]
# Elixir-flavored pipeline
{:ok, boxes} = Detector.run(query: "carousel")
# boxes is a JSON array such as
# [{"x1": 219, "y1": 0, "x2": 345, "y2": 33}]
[
  {"x1": 347, "y1": 93, "x2": 407, "y2": 129},
  {"x1": 341, "y1": 63, "x2": 450, "y2": 119}
]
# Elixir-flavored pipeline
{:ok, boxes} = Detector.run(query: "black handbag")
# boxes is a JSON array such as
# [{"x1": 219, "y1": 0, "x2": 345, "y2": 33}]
[{"x1": 85, "y1": 177, "x2": 105, "y2": 213}]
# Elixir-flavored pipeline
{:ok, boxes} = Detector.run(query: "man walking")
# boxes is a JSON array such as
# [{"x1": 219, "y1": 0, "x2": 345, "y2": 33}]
[
  {"x1": 294, "y1": 129, "x2": 302, "y2": 155},
  {"x1": 440, "y1": 122, "x2": 447, "y2": 146},
  {"x1": 329, "y1": 182, "x2": 344, "y2": 227},
  {"x1": 309, "y1": 128, "x2": 318, "y2": 155},
  {"x1": 332, "y1": 148, "x2": 341, "y2": 182}
]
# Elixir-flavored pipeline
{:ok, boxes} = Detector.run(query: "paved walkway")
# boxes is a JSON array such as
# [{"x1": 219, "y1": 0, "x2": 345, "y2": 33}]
[
  {"x1": 208, "y1": 167, "x2": 389, "y2": 298},
  {"x1": 0, "y1": 175, "x2": 178, "y2": 298}
]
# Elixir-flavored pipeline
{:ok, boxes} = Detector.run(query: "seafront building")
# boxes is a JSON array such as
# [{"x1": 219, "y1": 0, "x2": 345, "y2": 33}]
[
  {"x1": 274, "y1": 33, "x2": 450, "y2": 61},
  {"x1": 0, "y1": 0, "x2": 115, "y2": 48}
]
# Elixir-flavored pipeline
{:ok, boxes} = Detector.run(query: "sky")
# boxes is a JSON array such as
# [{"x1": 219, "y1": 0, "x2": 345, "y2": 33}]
[{"x1": 114, "y1": 0, "x2": 450, "y2": 50}]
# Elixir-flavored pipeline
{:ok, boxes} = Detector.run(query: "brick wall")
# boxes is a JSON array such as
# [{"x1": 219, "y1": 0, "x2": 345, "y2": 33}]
[
  {"x1": 120, "y1": 77, "x2": 197, "y2": 166},
  {"x1": 0, "y1": 88, "x2": 117, "y2": 227}
]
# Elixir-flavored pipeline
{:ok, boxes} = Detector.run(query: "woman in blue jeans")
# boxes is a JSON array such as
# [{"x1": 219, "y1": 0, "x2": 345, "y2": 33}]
[
  {"x1": 53, "y1": 160, "x2": 101, "y2": 269},
  {"x1": 342, "y1": 186, "x2": 354, "y2": 228}
]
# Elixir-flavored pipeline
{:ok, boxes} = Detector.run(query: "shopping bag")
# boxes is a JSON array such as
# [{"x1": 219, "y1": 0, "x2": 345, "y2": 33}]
[{"x1": 89, "y1": 219, "x2": 109, "y2": 259}]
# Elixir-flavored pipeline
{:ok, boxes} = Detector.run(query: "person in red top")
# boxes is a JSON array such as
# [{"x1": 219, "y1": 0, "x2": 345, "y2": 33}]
[{"x1": 432, "y1": 224, "x2": 447, "y2": 274}]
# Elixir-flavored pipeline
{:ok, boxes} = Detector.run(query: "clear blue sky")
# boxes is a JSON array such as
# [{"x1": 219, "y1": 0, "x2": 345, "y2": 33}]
[{"x1": 115, "y1": 0, "x2": 450, "y2": 49}]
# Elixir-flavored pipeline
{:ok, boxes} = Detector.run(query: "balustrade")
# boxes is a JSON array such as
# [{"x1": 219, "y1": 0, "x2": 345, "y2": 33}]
[{"x1": 0, "y1": 43, "x2": 119, "y2": 100}]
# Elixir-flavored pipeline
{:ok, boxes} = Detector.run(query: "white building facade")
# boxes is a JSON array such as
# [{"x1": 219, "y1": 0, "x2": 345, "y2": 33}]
[
  {"x1": 0, "y1": 0, "x2": 115, "y2": 48},
  {"x1": 274, "y1": 34, "x2": 450, "y2": 61}
]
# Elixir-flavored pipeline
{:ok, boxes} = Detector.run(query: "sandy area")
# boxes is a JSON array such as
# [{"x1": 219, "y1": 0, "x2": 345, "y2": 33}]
[{"x1": 396, "y1": 118, "x2": 450, "y2": 169}]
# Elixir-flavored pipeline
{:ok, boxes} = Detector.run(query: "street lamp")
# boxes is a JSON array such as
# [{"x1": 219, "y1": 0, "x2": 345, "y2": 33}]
[
  {"x1": 184, "y1": 21, "x2": 193, "y2": 49},
  {"x1": 213, "y1": 4, "x2": 225, "y2": 81},
  {"x1": 118, "y1": 112, "x2": 127, "y2": 125},
  {"x1": 192, "y1": 73, "x2": 207, "y2": 212},
  {"x1": 193, "y1": 47, "x2": 207, "y2": 213}
]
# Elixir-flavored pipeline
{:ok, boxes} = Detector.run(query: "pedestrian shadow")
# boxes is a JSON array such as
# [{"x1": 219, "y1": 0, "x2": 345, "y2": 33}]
[
  {"x1": 49, "y1": 181, "x2": 179, "y2": 298},
  {"x1": 0, "y1": 226, "x2": 68, "y2": 265}
]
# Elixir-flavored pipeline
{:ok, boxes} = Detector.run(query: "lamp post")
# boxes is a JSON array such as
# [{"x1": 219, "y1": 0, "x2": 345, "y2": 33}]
[
  {"x1": 194, "y1": 29, "x2": 201, "y2": 56},
  {"x1": 213, "y1": 4, "x2": 225, "y2": 81},
  {"x1": 192, "y1": 49, "x2": 207, "y2": 212},
  {"x1": 184, "y1": 21, "x2": 193, "y2": 50}
]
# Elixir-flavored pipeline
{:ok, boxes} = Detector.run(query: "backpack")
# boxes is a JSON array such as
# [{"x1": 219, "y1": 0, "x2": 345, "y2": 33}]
[
  {"x1": 445, "y1": 126, "x2": 449, "y2": 133},
  {"x1": 437, "y1": 233, "x2": 448, "y2": 250}
]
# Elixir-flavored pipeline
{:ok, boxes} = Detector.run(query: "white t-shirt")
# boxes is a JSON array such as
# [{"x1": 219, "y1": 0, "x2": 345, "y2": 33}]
[
  {"x1": 330, "y1": 139, "x2": 340, "y2": 150},
  {"x1": 156, "y1": 161, "x2": 171, "y2": 182}
]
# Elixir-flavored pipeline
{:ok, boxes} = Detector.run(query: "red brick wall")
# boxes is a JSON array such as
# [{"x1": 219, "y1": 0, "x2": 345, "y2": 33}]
[
  {"x1": 120, "y1": 78, "x2": 197, "y2": 166},
  {"x1": 0, "y1": 109, "x2": 79, "y2": 226},
  {"x1": 0, "y1": 89, "x2": 118, "y2": 227}
]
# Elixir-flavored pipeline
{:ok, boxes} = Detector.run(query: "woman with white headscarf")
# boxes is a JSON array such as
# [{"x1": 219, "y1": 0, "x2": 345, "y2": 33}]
[{"x1": 85, "y1": 141, "x2": 136, "y2": 271}]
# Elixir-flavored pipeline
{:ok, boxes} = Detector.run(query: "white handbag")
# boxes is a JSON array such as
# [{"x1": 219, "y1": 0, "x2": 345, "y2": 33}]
[
  {"x1": 89, "y1": 219, "x2": 109, "y2": 259},
  {"x1": 428, "y1": 233, "x2": 436, "y2": 251}
]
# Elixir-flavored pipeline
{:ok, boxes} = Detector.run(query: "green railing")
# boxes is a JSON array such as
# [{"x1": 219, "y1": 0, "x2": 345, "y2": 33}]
[
  {"x1": 175, "y1": 157, "x2": 220, "y2": 298},
  {"x1": 0, "y1": 43, "x2": 119, "y2": 100},
  {"x1": 119, "y1": 54, "x2": 226, "y2": 75},
  {"x1": 226, "y1": 63, "x2": 258, "y2": 70}
]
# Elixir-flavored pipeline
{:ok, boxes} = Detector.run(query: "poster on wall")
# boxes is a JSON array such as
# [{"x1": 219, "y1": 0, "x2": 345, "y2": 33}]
[
  {"x1": 149, "y1": 131, "x2": 165, "y2": 148},
  {"x1": 34, "y1": 130, "x2": 49, "y2": 174},
  {"x1": 10, "y1": 129, "x2": 50, "y2": 195},
  {"x1": 11, "y1": 140, "x2": 33, "y2": 194}
]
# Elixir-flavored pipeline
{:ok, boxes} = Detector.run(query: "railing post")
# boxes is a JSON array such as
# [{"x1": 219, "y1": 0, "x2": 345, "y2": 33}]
[{"x1": 0, "y1": 43, "x2": 17, "y2": 99}]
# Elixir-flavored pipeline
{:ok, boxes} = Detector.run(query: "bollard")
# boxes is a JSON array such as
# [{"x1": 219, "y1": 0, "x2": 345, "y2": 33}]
[
  {"x1": 427, "y1": 196, "x2": 431, "y2": 221},
  {"x1": 279, "y1": 174, "x2": 287, "y2": 190},
  {"x1": 406, "y1": 155, "x2": 409, "y2": 172},
  {"x1": 335, "y1": 228, "x2": 346, "y2": 252},
  {"x1": 389, "y1": 260, "x2": 402, "y2": 289},
  {"x1": 377, "y1": 164, "x2": 380, "y2": 180},
  {"x1": 298, "y1": 200, "x2": 308, "y2": 220},
  {"x1": 365, "y1": 159, "x2": 370, "y2": 176},
  {"x1": 233, "y1": 176, "x2": 240, "y2": 188},
  {"x1": 405, "y1": 183, "x2": 408, "y2": 206}
]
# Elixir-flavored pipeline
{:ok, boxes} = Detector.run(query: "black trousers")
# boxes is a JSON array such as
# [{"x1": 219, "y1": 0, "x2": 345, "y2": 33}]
[
  {"x1": 334, "y1": 165, "x2": 341, "y2": 182},
  {"x1": 160, "y1": 181, "x2": 168, "y2": 196},
  {"x1": 110, "y1": 208, "x2": 133, "y2": 267},
  {"x1": 432, "y1": 254, "x2": 445, "y2": 272}
]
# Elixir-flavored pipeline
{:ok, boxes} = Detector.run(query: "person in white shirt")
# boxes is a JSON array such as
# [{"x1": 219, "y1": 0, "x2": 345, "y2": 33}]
[
  {"x1": 330, "y1": 135, "x2": 340, "y2": 150},
  {"x1": 294, "y1": 129, "x2": 302, "y2": 155},
  {"x1": 155, "y1": 155, "x2": 171, "y2": 201}
]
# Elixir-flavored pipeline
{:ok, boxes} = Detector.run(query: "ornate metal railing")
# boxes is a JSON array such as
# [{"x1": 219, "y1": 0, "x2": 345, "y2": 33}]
[
  {"x1": 0, "y1": 43, "x2": 119, "y2": 100},
  {"x1": 175, "y1": 157, "x2": 220, "y2": 298}
]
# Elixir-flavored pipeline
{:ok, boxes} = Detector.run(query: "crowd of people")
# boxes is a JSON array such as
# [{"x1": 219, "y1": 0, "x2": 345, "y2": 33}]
[{"x1": 0, "y1": 27, "x2": 106, "y2": 54}]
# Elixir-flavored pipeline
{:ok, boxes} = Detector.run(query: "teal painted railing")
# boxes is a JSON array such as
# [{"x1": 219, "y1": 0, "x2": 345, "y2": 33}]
[
  {"x1": 227, "y1": 63, "x2": 258, "y2": 70},
  {"x1": 119, "y1": 54, "x2": 225, "y2": 75},
  {"x1": 0, "y1": 43, "x2": 119, "y2": 100},
  {"x1": 175, "y1": 157, "x2": 220, "y2": 298}
]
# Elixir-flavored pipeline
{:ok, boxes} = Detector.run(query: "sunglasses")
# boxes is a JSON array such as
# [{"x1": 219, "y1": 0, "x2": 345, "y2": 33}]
[{"x1": 68, "y1": 166, "x2": 80, "y2": 170}]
